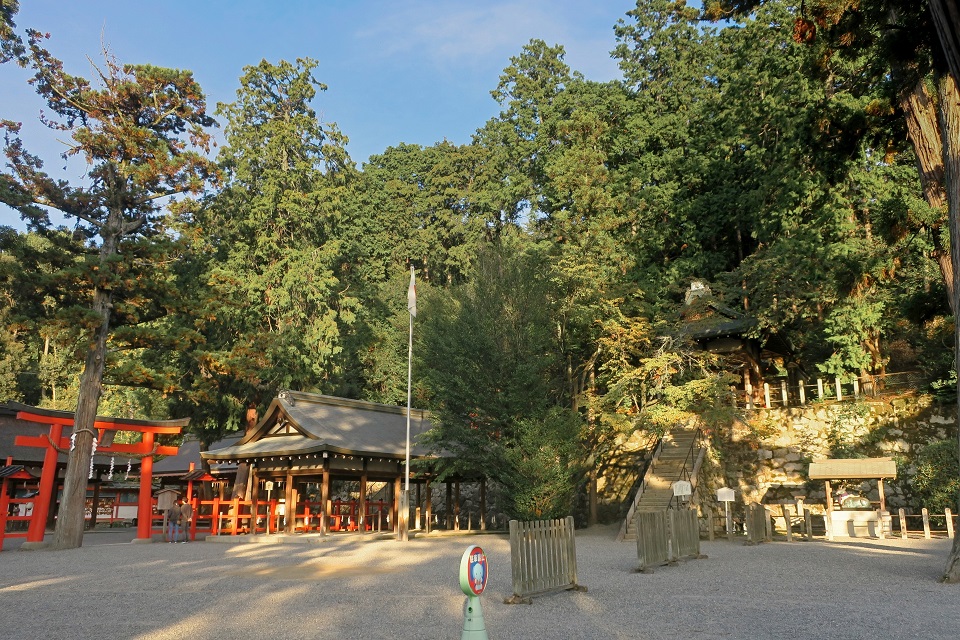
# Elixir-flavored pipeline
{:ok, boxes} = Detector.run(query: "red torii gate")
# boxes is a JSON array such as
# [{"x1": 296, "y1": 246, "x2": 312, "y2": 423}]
[{"x1": 11, "y1": 404, "x2": 188, "y2": 544}]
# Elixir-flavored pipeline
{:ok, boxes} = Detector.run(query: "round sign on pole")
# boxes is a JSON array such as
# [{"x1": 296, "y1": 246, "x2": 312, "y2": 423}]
[{"x1": 459, "y1": 545, "x2": 488, "y2": 596}]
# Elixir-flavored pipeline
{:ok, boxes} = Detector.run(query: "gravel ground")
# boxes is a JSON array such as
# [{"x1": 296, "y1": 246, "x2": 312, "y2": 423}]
[{"x1": 1, "y1": 526, "x2": 958, "y2": 639}]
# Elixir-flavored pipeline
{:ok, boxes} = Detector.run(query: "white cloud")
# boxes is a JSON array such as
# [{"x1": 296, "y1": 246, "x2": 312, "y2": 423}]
[{"x1": 356, "y1": 0, "x2": 625, "y2": 83}]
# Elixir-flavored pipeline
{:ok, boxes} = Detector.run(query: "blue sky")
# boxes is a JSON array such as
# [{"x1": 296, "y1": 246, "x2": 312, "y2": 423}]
[{"x1": 1, "y1": 1, "x2": 632, "y2": 229}]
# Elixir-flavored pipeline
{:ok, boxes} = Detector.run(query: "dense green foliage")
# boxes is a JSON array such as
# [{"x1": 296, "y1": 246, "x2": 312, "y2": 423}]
[{"x1": 2, "y1": 0, "x2": 957, "y2": 521}]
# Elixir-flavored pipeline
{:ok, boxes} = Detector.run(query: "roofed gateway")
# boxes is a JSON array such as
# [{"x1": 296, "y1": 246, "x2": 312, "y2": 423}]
[{"x1": 201, "y1": 391, "x2": 467, "y2": 535}]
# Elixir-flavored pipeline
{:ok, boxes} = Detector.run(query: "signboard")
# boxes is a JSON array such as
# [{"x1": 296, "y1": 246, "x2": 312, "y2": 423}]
[
  {"x1": 459, "y1": 545, "x2": 488, "y2": 596},
  {"x1": 672, "y1": 480, "x2": 692, "y2": 497},
  {"x1": 716, "y1": 487, "x2": 735, "y2": 502}
]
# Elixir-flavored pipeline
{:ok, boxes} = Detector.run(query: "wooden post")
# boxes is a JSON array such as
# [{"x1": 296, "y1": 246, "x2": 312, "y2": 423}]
[
  {"x1": 392, "y1": 475, "x2": 401, "y2": 532},
  {"x1": 899, "y1": 508, "x2": 908, "y2": 539},
  {"x1": 835, "y1": 377, "x2": 843, "y2": 401},
  {"x1": 284, "y1": 470, "x2": 294, "y2": 533},
  {"x1": 321, "y1": 457, "x2": 330, "y2": 535},
  {"x1": 763, "y1": 383, "x2": 771, "y2": 408},
  {"x1": 878, "y1": 478, "x2": 887, "y2": 512},
  {"x1": 781, "y1": 504, "x2": 793, "y2": 542},
  {"x1": 415, "y1": 482, "x2": 422, "y2": 530},
  {"x1": 480, "y1": 478, "x2": 487, "y2": 531},
  {"x1": 744, "y1": 368, "x2": 754, "y2": 410},
  {"x1": 89, "y1": 474, "x2": 102, "y2": 530},
  {"x1": 135, "y1": 430, "x2": 155, "y2": 542},
  {"x1": 824, "y1": 480, "x2": 834, "y2": 541},
  {"x1": 853, "y1": 379, "x2": 860, "y2": 398},
  {"x1": 799, "y1": 379, "x2": 806, "y2": 405},
  {"x1": 817, "y1": 378, "x2": 824, "y2": 399},
  {"x1": 425, "y1": 478, "x2": 432, "y2": 534},
  {"x1": 804, "y1": 508, "x2": 813, "y2": 540},
  {"x1": 445, "y1": 481, "x2": 452, "y2": 529},
  {"x1": 780, "y1": 380, "x2": 788, "y2": 407},
  {"x1": 454, "y1": 481, "x2": 461, "y2": 531},
  {"x1": 923, "y1": 507, "x2": 931, "y2": 539},
  {"x1": 359, "y1": 460, "x2": 368, "y2": 532},
  {"x1": 947, "y1": 508, "x2": 955, "y2": 539}
]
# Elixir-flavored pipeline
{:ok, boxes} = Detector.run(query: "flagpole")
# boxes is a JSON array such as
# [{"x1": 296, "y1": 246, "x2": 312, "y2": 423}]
[{"x1": 400, "y1": 266, "x2": 416, "y2": 541}]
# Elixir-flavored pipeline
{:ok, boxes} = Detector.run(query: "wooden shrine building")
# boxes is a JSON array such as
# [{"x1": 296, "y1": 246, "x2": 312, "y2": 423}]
[
  {"x1": 200, "y1": 390, "x2": 463, "y2": 535},
  {"x1": 809, "y1": 457, "x2": 897, "y2": 538}
]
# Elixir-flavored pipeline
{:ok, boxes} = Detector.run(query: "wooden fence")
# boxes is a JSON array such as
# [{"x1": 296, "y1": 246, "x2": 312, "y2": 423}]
[
  {"x1": 744, "y1": 503, "x2": 770, "y2": 544},
  {"x1": 505, "y1": 516, "x2": 586, "y2": 604},
  {"x1": 635, "y1": 511, "x2": 670, "y2": 572},
  {"x1": 635, "y1": 508, "x2": 704, "y2": 573},
  {"x1": 739, "y1": 371, "x2": 925, "y2": 409}
]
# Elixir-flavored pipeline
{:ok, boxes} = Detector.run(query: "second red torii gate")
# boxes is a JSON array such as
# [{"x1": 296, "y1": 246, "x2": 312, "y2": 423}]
[{"x1": 9, "y1": 403, "x2": 188, "y2": 544}]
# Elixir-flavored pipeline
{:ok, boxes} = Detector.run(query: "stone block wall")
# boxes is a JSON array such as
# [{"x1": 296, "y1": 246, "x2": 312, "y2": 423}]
[{"x1": 697, "y1": 394, "x2": 957, "y2": 513}]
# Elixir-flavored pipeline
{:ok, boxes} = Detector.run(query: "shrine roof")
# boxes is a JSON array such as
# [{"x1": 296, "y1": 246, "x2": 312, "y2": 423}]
[
  {"x1": 808, "y1": 458, "x2": 897, "y2": 480},
  {"x1": 201, "y1": 391, "x2": 436, "y2": 462}
]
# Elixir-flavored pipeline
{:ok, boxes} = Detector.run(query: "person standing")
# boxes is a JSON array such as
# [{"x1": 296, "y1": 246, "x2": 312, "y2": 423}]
[
  {"x1": 166, "y1": 500, "x2": 182, "y2": 543},
  {"x1": 179, "y1": 498, "x2": 194, "y2": 543}
]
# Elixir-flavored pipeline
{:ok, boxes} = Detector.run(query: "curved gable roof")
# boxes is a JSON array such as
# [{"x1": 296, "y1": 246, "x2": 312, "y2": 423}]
[{"x1": 202, "y1": 391, "x2": 435, "y2": 462}]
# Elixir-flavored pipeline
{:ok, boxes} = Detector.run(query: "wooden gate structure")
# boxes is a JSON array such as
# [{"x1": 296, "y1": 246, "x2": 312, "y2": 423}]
[{"x1": 1, "y1": 402, "x2": 186, "y2": 548}]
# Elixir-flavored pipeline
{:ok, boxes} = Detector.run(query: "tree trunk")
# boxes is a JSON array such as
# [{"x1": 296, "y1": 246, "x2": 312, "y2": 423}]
[
  {"x1": 938, "y1": 69, "x2": 960, "y2": 583},
  {"x1": 50, "y1": 284, "x2": 113, "y2": 549},
  {"x1": 231, "y1": 403, "x2": 259, "y2": 500},
  {"x1": 49, "y1": 215, "x2": 122, "y2": 550},
  {"x1": 930, "y1": 0, "x2": 960, "y2": 87},
  {"x1": 902, "y1": 80, "x2": 956, "y2": 314}
]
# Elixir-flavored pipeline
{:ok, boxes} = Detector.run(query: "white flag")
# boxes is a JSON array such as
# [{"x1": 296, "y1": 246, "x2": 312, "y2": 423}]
[{"x1": 407, "y1": 266, "x2": 417, "y2": 317}]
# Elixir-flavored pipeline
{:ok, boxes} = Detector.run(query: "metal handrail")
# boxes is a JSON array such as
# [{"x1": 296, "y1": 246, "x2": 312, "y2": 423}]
[
  {"x1": 617, "y1": 436, "x2": 664, "y2": 542},
  {"x1": 668, "y1": 427, "x2": 703, "y2": 510}
]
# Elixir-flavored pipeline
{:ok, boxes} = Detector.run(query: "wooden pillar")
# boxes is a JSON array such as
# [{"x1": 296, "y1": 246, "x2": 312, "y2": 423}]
[
  {"x1": 824, "y1": 480, "x2": 834, "y2": 541},
  {"x1": 415, "y1": 482, "x2": 422, "y2": 530},
  {"x1": 454, "y1": 481, "x2": 461, "y2": 531},
  {"x1": 425, "y1": 478, "x2": 432, "y2": 534},
  {"x1": 763, "y1": 383, "x2": 771, "y2": 408},
  {"x1": 89, "y1": 474, "x2": 102, "y2": 530},
  {"x1": 393, "y1": 475, "x2": 401, "y2": 531},
  {"x1": 186, "y1": 463, "x2": 196, "y2": 504},
  {"x1": 321, "y1": 457, "x2": 330, "y2": 535},
  {"x1": 780, "y1": 380, "x2": 788, "y2": 407},
  {"x1": 480, "y1": 478, "x2": 487, "y2": 531},
  {"x1": 877, "y1": 478, "x2": 887, "y2": 512},
  {"x1": 445, "y1": 481, "x2": 452, "y2": 529},
  {"x1": 284, "y1": 469, "x2": 294, "y2": 533},
  {"x1": 135, "y1": 431, "x2": 155, "y2": 541},
  {"x1": 249, "y1": 465, "x2": 259, "y2": 534},
  {"x1": 27, "y1": 423, "x2": 62, "y2": 543},
  {"x1": 359, "y1": 460, "x2": 368, "y2": 532},
  {"x1": 798, "y1": 378, "x2": 806, "y2": 405},
  {"x1": 744, "y1": 367, "x2": 754, "y2": 410}
]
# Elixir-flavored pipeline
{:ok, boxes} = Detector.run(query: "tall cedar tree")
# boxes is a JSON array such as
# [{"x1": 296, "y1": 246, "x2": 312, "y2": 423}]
[
  {"x1": 0, "y1": 29, "x2": 216, "y2": 549},
  {"x1": 704, "y1": 0, "x2": 960, "y2": 582}
]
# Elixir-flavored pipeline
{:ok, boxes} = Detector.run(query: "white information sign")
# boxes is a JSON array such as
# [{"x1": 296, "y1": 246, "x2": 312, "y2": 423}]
[
  {"x1": 672, "y1": 480, "x2": 692, "y2": 497},
  {"x1": 716, "y1": 487, "x2": 735, "y2": 503}
]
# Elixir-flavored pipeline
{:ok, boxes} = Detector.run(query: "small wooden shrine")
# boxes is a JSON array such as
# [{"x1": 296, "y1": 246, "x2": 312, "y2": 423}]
[{"x1": 200, "y1": 390, "x2": 466, "y2": 534}]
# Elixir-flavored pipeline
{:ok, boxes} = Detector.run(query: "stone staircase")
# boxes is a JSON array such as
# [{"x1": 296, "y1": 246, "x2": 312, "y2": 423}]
[{"x1": 619, "y1": 426, "x2": 702, "y2": 541}]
